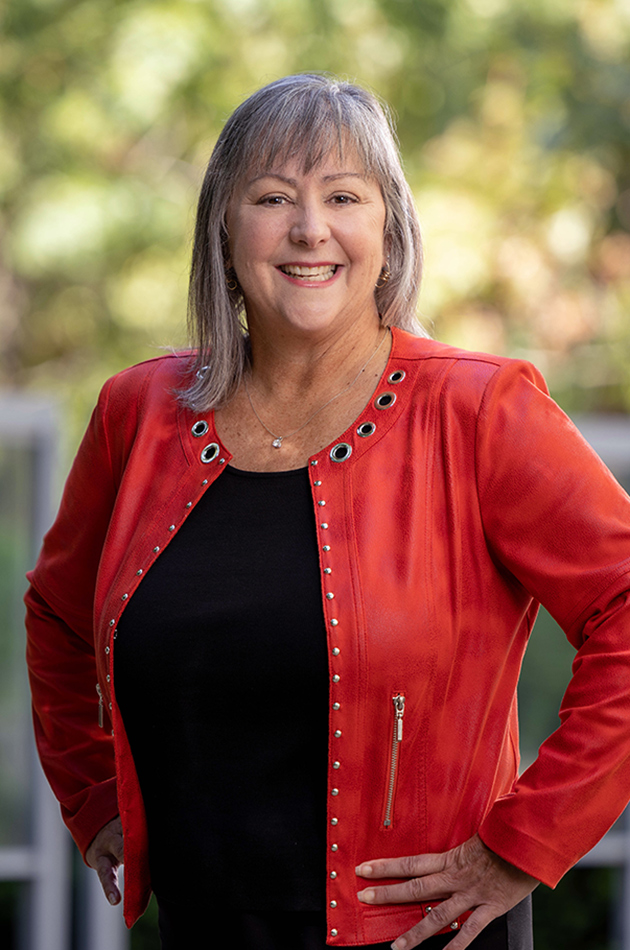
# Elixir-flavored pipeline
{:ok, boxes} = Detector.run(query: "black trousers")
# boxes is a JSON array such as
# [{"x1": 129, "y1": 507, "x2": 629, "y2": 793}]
[{"x1": 157, "y1": 896, "x2": 533, "y2": 950}]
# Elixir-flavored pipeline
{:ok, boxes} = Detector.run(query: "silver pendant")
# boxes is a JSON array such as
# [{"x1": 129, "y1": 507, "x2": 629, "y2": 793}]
[{"x1": 272, "y1": 437, "x2": 283, "y2": 448}]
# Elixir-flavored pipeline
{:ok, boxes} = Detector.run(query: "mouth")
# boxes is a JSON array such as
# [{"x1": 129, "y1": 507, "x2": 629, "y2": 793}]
[{"x1": 278, "y1": 263, "x2": 339, "y2": 282}]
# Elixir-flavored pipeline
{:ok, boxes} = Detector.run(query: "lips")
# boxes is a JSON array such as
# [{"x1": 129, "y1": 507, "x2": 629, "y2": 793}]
[{"x1": 278, "y1": 264, "x2": 338, "y2": 282}]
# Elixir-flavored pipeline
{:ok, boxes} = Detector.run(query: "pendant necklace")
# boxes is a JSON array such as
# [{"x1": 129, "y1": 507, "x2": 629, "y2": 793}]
[{"x1": 245, "y1": 329, "x2": 389, "y2": 449}]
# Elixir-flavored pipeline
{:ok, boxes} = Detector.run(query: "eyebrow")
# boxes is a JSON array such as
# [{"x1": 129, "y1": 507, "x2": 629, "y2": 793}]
[{"x1": 247, "y1": 171, "x2": 366, "y2": 187}]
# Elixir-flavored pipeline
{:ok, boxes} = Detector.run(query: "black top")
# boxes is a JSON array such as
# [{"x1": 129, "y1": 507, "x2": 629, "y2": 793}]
[{"x1": 114, "y1": 466, "x2": 329, "y2": 910}]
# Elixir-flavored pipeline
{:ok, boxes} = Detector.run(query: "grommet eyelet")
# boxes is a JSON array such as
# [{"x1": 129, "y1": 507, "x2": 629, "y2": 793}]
[
  {"x1": 191, "y1": 420, "x2": 209, "y2": 438},
  {"x1": 375, "y1": 391, "x2": 396, "y2": 410},
  {"x1": 388, "y1": 370, "x2": 406, "y2": 384},
  {"x1": 330, "y1": 442, "x2": 352, "y2": 462},
  {"x1": 195, "y1": 365, "x2": 209, "y2": 379},
  {"x1": 200, "y1": 443, "x2": 219, "y2": 464},
  {"x1": 357, "y1": 421, "x2": 376, "y2": 438}
]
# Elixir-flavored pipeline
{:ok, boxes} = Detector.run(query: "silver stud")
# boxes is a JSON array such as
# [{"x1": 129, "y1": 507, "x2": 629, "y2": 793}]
[
  {"x1": 426, "y1": 907, "x2": 432, "y2": 914},
  {"x1": 334, "y1": 730, "x2": 342, "y2": 738},
  {"x1": 314, "y1": 480, "x2": 322, "y2": 486},
  {"x1": 219, "y1": 458, "x2": 226, "y2": 464},
  {"x1": 330, "y1": 442, "x2": 352, "y2": 463},
  {"x1": 331, "y1": 817, "x2": 338, "y2": 825},
  {"x1": 331, "y1": 843, "x2": 338, "y2": 852},
  {"x1": 121, "y1": 593, "x2": 128, "y2": 601},
  {"x1": 330, "y1": 871, "x2": 337, "y2": 879},
  {"x1": 451, "y1": 922, "x2": 459, "y2": 930},
  {"x1": 321, "y1": 522, "x2": 328, "y2": 529},
  {"x1": 318, "y1": 500, "x2": 326, "y2": 507},
  {"x1": 202, "y1": 479, "x2": 208, "y2": 485},
  {"x1": 108, "y1": 702, "x2": 112, "y2": 710},
  {"x1": 388, "y1": 370, "x2": 406, "y2": 384},
  {"x1": 113, "y1": 629, "x2": 118, "y2": 639},
  {"x1": 323, "y1": 545, "x2": 331, "y2": 552},
  {"x1": 105, "y1": 646, "x2": 110, "y2": 655},
  {"x1": 332, "y1": 674, "x2": 340, "y2": 683},
  {"x1": 375, "y1": 391, "x2": 396, "y2": 410},
  {"x1": 326, "y1": 592, "x2": 334, "y2": 600},
  {"x1": 200, "y1": 442, "x2": 220, "y2": 464},
  {"x1": 191, "y1": 420, "x2": 209, "y2": 438},
  {"x1": 331, "y1": 929, "x2": 338, "y2": 937},
  {"x1": 186, "y1": 502, "x2": 192, "y2": 508},
  {"x1": 111, "y1": 729, "x2": 114, "y2": 736},
  {"x1": 331, "y1": 619, "x2": 338, "y2": 626},
  {"x1": 332, "y1": 702, "x2": 340, "y2": 710},
  {"x1": 136, "y1": 569, "x2": 143, "y2": 576},
  {"x1": 311, "y1": 460, "x2": 318, "y2": 466},
  {"x1": 357, "y1": 421, "x2": 376, "y2": 438},
  {"x1": 324, "y1": 568, "x2": 332, "y2": 575},
  {"x1": 106, "y1": 674, "x2": 110, "y2": 682},
  {"x1": 153, "y1": 546, "x2": 160, "y2": 553},
  {"x1": 330, "y1": 900, "x2": 337, "y2": 908},
  {"x1": 196, "y1": 365, "x2": 209, "y2": 379},
  {"x1": 109, "y1": 619, "x2": 115, "y2": 627},
  {"x1": 333, "y1": 761, "x2": 340, "y2": 769},
  {"x1": 168, "y1": 525, "x2": 175, "y2": 532},
  {"x1": 331, "y1": 788, "x2": 339, "y2": 796},
  {"x1": 332, "y1": 647, "x2": 340, "y2": 655}
]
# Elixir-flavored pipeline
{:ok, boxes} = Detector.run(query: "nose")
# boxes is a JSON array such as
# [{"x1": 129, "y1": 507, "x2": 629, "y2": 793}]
[{"x1": 290, "y1": 200, "x2": 330, "y2": 246}]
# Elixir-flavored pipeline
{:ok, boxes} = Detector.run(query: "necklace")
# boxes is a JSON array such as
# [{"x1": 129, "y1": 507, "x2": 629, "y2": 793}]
[{"x1": 245, "y1": 329, "x2": 389, "y2": 449}]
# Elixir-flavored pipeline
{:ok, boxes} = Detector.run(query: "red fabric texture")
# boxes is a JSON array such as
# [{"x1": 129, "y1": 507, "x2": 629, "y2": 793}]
[{"x1": 25, "y1": 328, "x2": 630, "y2": 944}]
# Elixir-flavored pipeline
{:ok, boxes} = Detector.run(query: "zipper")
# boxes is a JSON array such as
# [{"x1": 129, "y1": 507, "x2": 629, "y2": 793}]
[
  {"x1": 96, "y1": 683, "x2": 104, "y2": 729},
  {"x1": 383, "y1": 693, "x2": 405, "y2": 827}
]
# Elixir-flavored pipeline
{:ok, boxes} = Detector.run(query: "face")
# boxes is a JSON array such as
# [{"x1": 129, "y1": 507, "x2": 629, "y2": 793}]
[{"x1": 225, "y1": 151, "x2": 387, "y2": 342}]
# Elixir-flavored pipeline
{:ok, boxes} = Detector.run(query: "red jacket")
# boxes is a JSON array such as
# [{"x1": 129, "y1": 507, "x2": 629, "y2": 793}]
[{"x1": 26, "y1": 328, "x2": 630, "y2": 944}]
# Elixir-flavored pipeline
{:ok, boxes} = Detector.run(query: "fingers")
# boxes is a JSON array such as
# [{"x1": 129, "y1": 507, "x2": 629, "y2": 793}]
[
  {"x1": 357, "y1": 874, "x2": 451, "y2": 905},
  {"x1": 86, "y1": 817, "x2": 124, "y2": 906},
  {"x1": 356, "y1": 851, "x2": 447, "y2": 881},
  {"x1": 391, "y1": 904, "x2": 494, "y2": 950}
]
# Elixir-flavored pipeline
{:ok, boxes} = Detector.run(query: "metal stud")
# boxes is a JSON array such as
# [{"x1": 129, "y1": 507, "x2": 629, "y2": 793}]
[
  {"x1": 331, "y1": 817, "x2": 338, "y2": 825},
  {"x1": 330, "y1": 442, "x2": 352, "y2": 463},
  {"x1": 332, "y1": 702, "x2": 340, "y2": 710},
  {"x1": 332, "y1": 647, "x2": 340, "y2": 655},
  {"x1": 202, "y1": 479, "x2": 208, "y2": 486},
  {"x1": 321, "y1": 523, "x2": 329, "y2": 529},
  {"x1": 330, "y1": 900, "x2": 337, "y2": 908},
  {"x1": 191, "y1": 420, "x2": 209, "y2": 438},
  {"x1": 186, "y1": 502, "x2": 192, "y2": 508},
  {"x1": 330, "y1": 871, "x2": 337, "y2": 879},
  {"x1": 109, "y1": 620, "x2": 115, "y2": 627},
  {"x1": 331, "y1": 929, "x2": 338, "y2": 937},
  {"x1": 168, "y1": 525, "x2": 175, "y2": 532},
  {"x1": 109, "y1": 702, "x2": 112, "y2": 710},
  {"x1": 326, "y1": 592, "x2": 334, "y2": 600},
  {"x1": 331, "y1": 844, "x2": 338, "y2": 852},
  {"x1": 334, "y1": 730, "x2": 342, "y2": 738},
  {"x1": 331, "y1": 619, "x2": 338, "y2": 626},
  {"x1": 105, "y1": 646, "x2": 110, "y2": 655},
  {"x1": 314, "y1": 480, "x2": 322, "y2": 486},
  {"x1": 332, "y1": 674, "x2": 340, "y2": 683},
  {"x1": 375, "y1": 391, "x2": 396, "y2": 410},
  {"x1": 324, "y1": 568, "x2": 332, "y2": 575},
  {"x1": 451, "y1": 922, "x2": 459, "y2": 930},
  {"x1": 357, "y1": 421, "x2": 376, "y2": 438},
  {"x1": 136, "y1": 569, "x2": 143, "y2": 576},
  {"x1": 318, "y1": 500, "x2": 326, "y2": 507},
  {"x1": 121, "y1": 593, "x2": 128, "y2": 601},
  {"x1": 219, "y1": 458, "x2": 226, "y2": 464},
  {"x1": 106, "y1": 674, "x2": 110, "y2": 682},
  {"x1": 331, "y1": 788, "x2": 339, "y2": 796},
  {"x1": 153, "y1": 546, "x2": 160, "y2": 553},
  {"x1": 388, "y1": 370, "x2": 406, "y2": 384},
  {"x1": 200, "y1": 443, "x2": 219, "y2": 464},
  {"x1": 425, "y1": 907, "x2": 432, "y2": 914},
  {"x1": 333, "y1": 761, "x2": 340, "y2": 769},
  {"x1": 311, "y1": 460, "x2": 318, "y2": 466},
  {"x1": 323, "y1": 545, "x2": 331, "y2": 552}
]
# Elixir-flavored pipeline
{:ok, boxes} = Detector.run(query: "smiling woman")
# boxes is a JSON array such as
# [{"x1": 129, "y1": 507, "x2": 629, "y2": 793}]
[{"x1": 25, "y1": 74, "x2": 630, "y2": 950}]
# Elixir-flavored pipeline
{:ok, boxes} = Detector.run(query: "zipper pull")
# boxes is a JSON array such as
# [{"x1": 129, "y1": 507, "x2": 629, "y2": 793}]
[
  {"x1": 96, "y1": 683, "x2": 104, "y2": 729},
  {"x1": 393, "y1": 693, "x2": 405, "y2": 742}
]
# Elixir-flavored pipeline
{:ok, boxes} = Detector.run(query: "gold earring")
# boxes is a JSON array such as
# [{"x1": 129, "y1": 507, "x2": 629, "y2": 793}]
[
  {"x1": 375, "y1": 261, "x2": 391, "y2": 288},
  {"x1": 226, "y1": 269, "x2": 239, "y2": 292}
]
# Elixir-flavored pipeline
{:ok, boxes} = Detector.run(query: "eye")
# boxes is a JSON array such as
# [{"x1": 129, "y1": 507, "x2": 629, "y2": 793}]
[
  {"x1": 257, "y1": 194, "x2": 289, "y2": 206},
  {"x1": 329, "y1": 193, "x2": 357, "y2": 205}
]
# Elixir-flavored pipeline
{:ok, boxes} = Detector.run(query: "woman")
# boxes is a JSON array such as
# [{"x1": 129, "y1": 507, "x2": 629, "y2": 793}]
[{"x1": 25, "y1": 74, "x2": 630, "y2": 950}]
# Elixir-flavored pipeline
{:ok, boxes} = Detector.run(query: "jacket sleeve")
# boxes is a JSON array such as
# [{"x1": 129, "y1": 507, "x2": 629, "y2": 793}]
[
  {"x1": 474, "y1": 360, "x2": 630, "y2": 886},
  {"x1": 25, "y1": 373, "x2": 134, "y2": 859}
]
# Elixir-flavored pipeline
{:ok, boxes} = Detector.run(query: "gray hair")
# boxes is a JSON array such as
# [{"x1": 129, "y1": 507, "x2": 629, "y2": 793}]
[{"x1": 183, "y1": 73, "x2": 425, "y2": 410}]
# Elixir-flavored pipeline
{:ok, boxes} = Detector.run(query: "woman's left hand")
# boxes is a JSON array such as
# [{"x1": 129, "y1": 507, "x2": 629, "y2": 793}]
[{"x1": 356, "y1": 833, "x2": 539, "y2": 950}]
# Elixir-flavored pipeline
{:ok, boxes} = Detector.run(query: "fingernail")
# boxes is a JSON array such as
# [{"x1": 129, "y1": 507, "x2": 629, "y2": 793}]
[
  {"x1": 108, "y1": 892, "x2": 117, "y2": 905},
  {"x1": 357, "y1": 889, "x2": 375, "y2": 902},
  {"x1": 356, "y1": 864, "x2": 373, "y2": 875},
  {"x1": 392, "y1": 941, "x2": 407, "y2": 950}
]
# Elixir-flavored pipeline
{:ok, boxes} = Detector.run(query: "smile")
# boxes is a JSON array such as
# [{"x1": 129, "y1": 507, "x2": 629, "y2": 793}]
[{"x1": 278, "y1": 264, "x2": 338, "y2": 282}]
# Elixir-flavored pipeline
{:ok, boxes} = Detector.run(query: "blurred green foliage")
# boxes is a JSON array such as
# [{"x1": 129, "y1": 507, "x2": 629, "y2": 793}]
[{"x1": 1, "y1": 0, "x2": 629, "y2": 452}]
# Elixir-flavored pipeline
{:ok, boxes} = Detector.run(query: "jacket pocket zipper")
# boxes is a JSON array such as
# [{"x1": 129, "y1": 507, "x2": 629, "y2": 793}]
[
  {"x1": 384, "y1": 693, "x2": 405, "y2": 827},
  {"x1": 96, "y1": 683, "x2": 104, "y2": 728}
]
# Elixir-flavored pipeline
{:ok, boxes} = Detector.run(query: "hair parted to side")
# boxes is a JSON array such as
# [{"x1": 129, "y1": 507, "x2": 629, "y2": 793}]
[{"x1": 183, "y1": 73, "x2": 425, "y2": 411}]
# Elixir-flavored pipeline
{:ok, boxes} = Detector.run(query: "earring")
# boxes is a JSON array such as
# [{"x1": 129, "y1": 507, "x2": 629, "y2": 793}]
[
  {"x1": 376, "y1": 261, "x2": 391, "y2": 288},
  {"x1": 226, "y1": 268, "x2": 239, "y2": 292}
]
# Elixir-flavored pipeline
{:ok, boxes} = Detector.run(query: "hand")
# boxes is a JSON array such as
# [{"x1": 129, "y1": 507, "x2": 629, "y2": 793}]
[
  {"x1": 86, "y1": 816, "x2": 124, "y2": 906},
  {"x1": 356, "y1": 833, "x2": 538, "y2": 950}
]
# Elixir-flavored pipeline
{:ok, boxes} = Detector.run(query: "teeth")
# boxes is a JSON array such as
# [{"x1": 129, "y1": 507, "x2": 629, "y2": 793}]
[{"x1": 280, "y1": 264, "x2": 337, "y2": 281}]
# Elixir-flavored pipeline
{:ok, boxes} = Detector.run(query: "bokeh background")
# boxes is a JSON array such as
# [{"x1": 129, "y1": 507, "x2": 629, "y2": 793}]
[{"x1": 1, "y1": 0, "x2": 630, "y2": 947}]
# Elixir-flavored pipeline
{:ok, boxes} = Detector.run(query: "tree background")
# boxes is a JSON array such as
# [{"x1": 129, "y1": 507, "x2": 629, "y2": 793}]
[{"x1": 1, "y1": 0, "x2": 629, "y2": 947}]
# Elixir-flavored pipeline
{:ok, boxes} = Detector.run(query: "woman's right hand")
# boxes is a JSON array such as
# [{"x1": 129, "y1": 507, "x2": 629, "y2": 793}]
[{"x1": 86, "y1": 816, "x2": 124, "y2": 905}]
